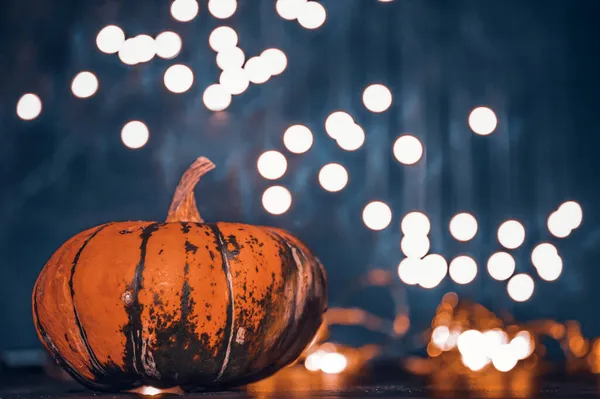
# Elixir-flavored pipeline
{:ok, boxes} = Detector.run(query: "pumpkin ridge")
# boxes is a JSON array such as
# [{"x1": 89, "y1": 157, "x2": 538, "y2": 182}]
[
  {"x1": 68, "y1": 222, "x2": 115, "y2": 378},
  {"x1": 33, "y1": 289, "x2": 105, "y2": 390},
  {"x1": 206, "y1": 223, "x2": 235, "y2": 383},
  {"x1": 122, "y1": 222, "x2": 161, "y2": 381}
]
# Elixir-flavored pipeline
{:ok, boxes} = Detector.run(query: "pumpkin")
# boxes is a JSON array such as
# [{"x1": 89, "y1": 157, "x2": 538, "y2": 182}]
[{"x1": 32, "y1": 157, "x2": 327, "y2": 392}]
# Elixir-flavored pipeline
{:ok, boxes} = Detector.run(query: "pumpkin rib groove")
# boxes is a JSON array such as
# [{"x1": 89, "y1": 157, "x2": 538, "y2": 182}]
[
  {"x1": 33, "y1": 288, "x2": 106, "y2": 390},
  {"x1": 122, "y1": 222, "x2": 162, "y2": 381},
  {"x1": 206, "y1": 223, "x2": 235, "y2": 383},
  {"x1": 68, "y1": 222, "x2": 115, "y2": 378}
]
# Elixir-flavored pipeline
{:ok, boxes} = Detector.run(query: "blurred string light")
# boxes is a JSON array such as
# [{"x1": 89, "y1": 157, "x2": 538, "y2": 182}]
[
  {"x1": 208, "y1": 0, "x2": 237, "y2": 19},
  {"x1": 276, "y1": 0, "x2": 306, "y2": 20},
  {"x1": 155, "y1": 31, "x2": 182, "y2": 59},
  {"x1": 547, "y1": 200, "x2": 583, "y2": 238},
  {"x1": 283, "y1": 125, "x2": 313, "y2": 154},
  {"x1": 531, "y1": 243, "x2": 562, "y2": 282},
  {"x1": 164, "y1": 64, "x2": 194, "y2": 94},
  {"x1": 257, "y1": 150, "x2": 288, "y2": 180},
  {"x1": 362, "y1": 201, "x2": 392, "y2": 231},
  {"x1": 261, "y1": 48, "x2": 287, "y2": 76},
  {"x1": 244, "y1": 56, "x2": 271, "y2": 84},
  {"x1": 336, "y1": 123, "x2": 365, "y2": 151},
  {"x1": 401, "y1": 212, "x2": 431, "y2": 236},
  {"x1": 449, "y1": 255, "x2": 477, "y2": 285},
  {"x1": 71, "y1": 71, "x2": 99, "y2": 99},
  {"x1": 96, "y1": 25, "x2": 125, "y2": 54},
  {"x1": 401, "y1": 235, "x2": 430, "y2": 259},
  {"x1": 216, "y1": 47, "x2": 245, "y2": 70},
  {"x1": 468, "y1": 106, "x2": 498, "y2": 136},
  {"x1": 497, "y1": 220, "x2": 525, "y2": 250},
  {"x1": 393, "y1": 135, "x2": 423, "y2": 165},
  {"x1": 118, "y1": 38, "x2": 139, "y2": 65},
  {"x1": 304, "y1": 349, "x2": 347, "y2": 374},
  {"x1": 362, "y1": 84, "x2": 392, "y2": 113},
  {"x1": 16, "y1": 93, "x2": 42, "y2": 121},
  {"x1": 325, "y1": 111, "x2": 354, "y2": 140},
  {"x1": 203, "y1": 84, "x2": 231, "y2": 111},
  {"x1": 262, "y1": 186, "x2": 292, "y2": 215},
  {"x1": 209, "y1": 26, "x2": 238, "y2": 52},
  {"x1": 219, "y1": 68, "x2": 249, "y2": 95},
  {"x1": 487, "y1": 252, "x2": 515, "y2": 281},
  {"x1": 136, "y1": 34, "x2": 157, "y2": 63},
  {"x1": 449, "y1": 212, "x2": 478, "y2": 242},
  {"x1": 121, "y1": 121, "x2": 149, "y2": 149},
  {"x1": 398, "y1": 258, "x2": 420, "y2": 285},
  {"x1": 319, "y1": 163, "x2": 348, "y2": 192},
  {"x1": 507, "y1": 273, "x2": 534, "y2": 302},
  {"x1": 419, "y1": 254, "x2": 448, "y2": 288},
  {"x1": 297, "y1": 1, "x2": 327, "y2": 29},
  {"x1": 171, "y1": 0, "x2": 199, "y2": 22}
]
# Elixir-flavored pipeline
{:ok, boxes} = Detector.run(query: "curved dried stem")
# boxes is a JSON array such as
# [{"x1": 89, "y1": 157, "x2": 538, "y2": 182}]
[{"x1": 166, "y1": 157, "x2": 215, "y2": 223}]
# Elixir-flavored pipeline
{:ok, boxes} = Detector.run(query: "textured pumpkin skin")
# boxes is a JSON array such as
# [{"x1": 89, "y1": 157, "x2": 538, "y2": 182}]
[{"x1": 32, "y1": 221, "x2": 327, "y2": 392}]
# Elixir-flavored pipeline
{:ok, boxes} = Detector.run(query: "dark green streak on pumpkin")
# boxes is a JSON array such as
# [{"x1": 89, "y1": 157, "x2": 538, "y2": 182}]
[
  {"x1": 122, "y1": 222, "x2": 161, "y2": 380},
  {"x1": 68, "y1": 223, "x2": 114, "y2": 378},
  {"x1": 206, "y1": 223, "x2": 235, "y2": 383}
]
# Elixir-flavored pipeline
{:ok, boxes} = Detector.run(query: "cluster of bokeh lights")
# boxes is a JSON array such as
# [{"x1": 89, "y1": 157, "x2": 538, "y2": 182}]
[{"x1": 13, "y1": 1, "x2": 584, "y2": 306}]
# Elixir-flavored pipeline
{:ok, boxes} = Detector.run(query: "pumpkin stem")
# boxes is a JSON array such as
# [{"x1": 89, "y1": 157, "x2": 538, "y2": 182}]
[{"x1": 166, "y1": 157, "x2": 215, "y2": 223}]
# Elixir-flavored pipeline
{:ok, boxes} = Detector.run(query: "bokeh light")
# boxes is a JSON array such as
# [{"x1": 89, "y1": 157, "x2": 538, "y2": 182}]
[
  {"x1": 362, "y1": 201, "x2": 392, "y2": 231},
  {"x1": 362, "y1": 84, "x2": 392, "y2": 113},
  {"x1": 171, "y1": 0, "x2": 199, "y2": 22},
  {"x1": 469, "y1": 106, "x2": 498, "y2": 135},
  {"x1": 209, "y1": 26, "x2": 238, "y2": 52},
  {"x1": 531, "y1": 243, "x2": 558, "y2": 269},
  {"x1": 155, "y1": 31, "x2": 182, "y2": 59},
  {"x1": 432, "y1": 326, "x2": 450, "y2": 349},
  {"x1": 320, "y1": 352, "x2": 347, "y2": 374},
  {"x1": 401, "y1": 212, "x2": 431, "y2": 236},
  {"x1": 261, "y1": 48, "x2": 288, "y2": 76},
  {"x1": 257, "y1": 151, "x2": 288, "y2": 180},
  {"x1": 318, "y1": 163, "x2": 348, "y2": 192},
  {"x1": 487, "y1": 252, "x2": 515, "y2": 281},
  {"x1": 449, "y1": 255, "x2": 478, "y2": 285},
  {"x1": 164, "y1": 64, "x2": 194, "y2": 94},
  {"x1": 419, "y1": 254, "x2": 448, "y2": 289},
  {"x1": 262, "y1": 186, "x2": 292, "y2": 215},
  {"x1": 497, "y1": 220, "x2": 526, "y2": 249},
  {"x1": 325, "y1": 111, "x2": 354, "y2": 140},
  {"x1": 16, "y1": 93, "x2": 42, "y2": 121},
  {"x1": 462, "y1": 353, "x2": 490, "y2": 372},
  {"x1": 121, "y1": 121, "x2": 149, "y2": 149},
  {"x1": 139, "y1": 387, "x2": 162, "y2": 396},
  {"x1": 244, "y1": 56, "x2": 271, "y2": 84},
  {"x1": 457, "y1": 330, "x2": 485, "y2": 358},
  {"x1": 536, "y1": 253, "x2": 563, "y2": 282},
  {"x1": 392, "y1": 135, "x2": 423, "y2": 165},
  {"x1": 507, "y1": 273, "x2": 535, "y2": 302},
  {"x1": 71, "y1": 71, "x2": 99, "y2": 99},
  {"x1": 208, "y1": 0, "x2": 237, "y2": 19},
  {"x1": 336, "y1": 123, "x2": 365, "y2": 151},
  {"x1": 304, "y1": 350, "x2": 323, "y2": 371},
  {"x1": 217, "y1": 47, "x2": 245, "y2": 70},
  {"x1": 400, "y1": 235, "x2": 430, "y2": 259},
  {"x1": 547, "y1": 210, "x2": 572, "y2": 238},
  {"x1": 283, "y1": 125, "x2": 313, "y2": 154},
  {"x1": 276, "y1": 0, "x2": 306, "y2": 20},
  {"x1": 118, "y1": 38, "x2": 139, "y2": 65},
  {"x1": 558, "y1": 200, "x2": 583, "y2": 229},
  {"x1": 449, "y1": 212, "x2": 478, "y2": 242},
  {"x1": 96, "y1": 25, "x2": 125, "y2": 54},
  {"x1": 297, "y1": 1, "x2": 327, "y2": 29},
  {"x1": 203, "y1": 84, "x2": 232, "y2": 112},
  {"x1": 491, "y1": 344, "x2": 518, "y2": 372},
  {"x1": 219, "y1": 68, "x2": 250, "y2": 95},
  {"x1": 135, "y1": 34, "x2": 156, "y2": 63},
  {"x1": 510, "y1": 331, "x2": 534, "y2": 360},
  {"x1": 398, "y1": 258, "x2": 420, "y2": 286},
  {"x1": 482, "y1": 329, "x2": 509, "y2": 359}
]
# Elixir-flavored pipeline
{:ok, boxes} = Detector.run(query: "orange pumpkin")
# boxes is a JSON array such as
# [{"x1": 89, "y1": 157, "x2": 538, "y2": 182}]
[{"x1": 32, "y1": 157, "x2": 327, "y2": 392}]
